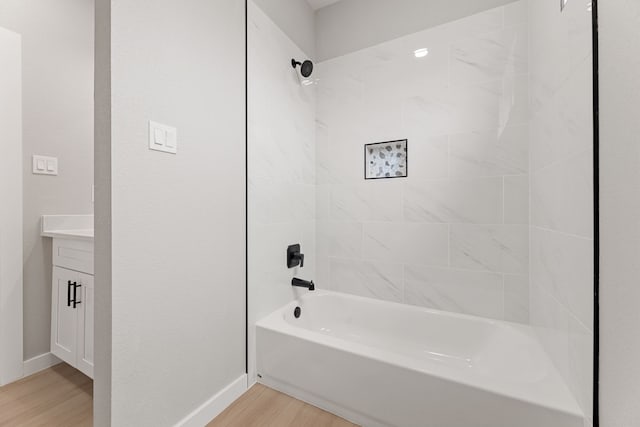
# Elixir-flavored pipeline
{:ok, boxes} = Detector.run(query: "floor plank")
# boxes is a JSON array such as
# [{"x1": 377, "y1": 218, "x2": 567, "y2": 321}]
[
  {"x1": 1, "y1": 367, "x2": 355, "y2": 427},
  {"x1": 0, "y1": 363, "x2": 93, "y2": 427},
  {"x1": 208, "y1": 384, "x2": 359, "y2": 427}
]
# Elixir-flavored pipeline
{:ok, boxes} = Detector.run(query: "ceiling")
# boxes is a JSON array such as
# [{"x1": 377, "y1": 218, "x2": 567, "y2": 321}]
[{"x1": 306, "y1": 0, "x2": 343, "y2": 10}]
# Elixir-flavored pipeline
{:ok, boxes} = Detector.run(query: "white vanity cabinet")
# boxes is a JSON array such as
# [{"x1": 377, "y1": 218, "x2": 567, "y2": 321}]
[{"x1": 49, "y1": 238, "x2": 94, "y2": 379}]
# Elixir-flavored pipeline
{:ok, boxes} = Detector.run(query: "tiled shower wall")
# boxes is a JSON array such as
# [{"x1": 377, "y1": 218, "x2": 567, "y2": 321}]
[
  {"x1": 316, "y1": 1, "x2": 530, "y2": 322},
  {"x1": 248, "y1": 1, "x2": 316, "y2": 383},
  {"x1": 528, "y1": 0, "x2": 594, "y2": 423}
]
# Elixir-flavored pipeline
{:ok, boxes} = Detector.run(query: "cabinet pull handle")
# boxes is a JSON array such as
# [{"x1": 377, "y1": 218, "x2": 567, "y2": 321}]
[
  {"x1": 73, "y1": 283, "x2": 82, "y2": 309},
  {"x1": 67, "y1": 281, "x2": 74, "y2": 307}
]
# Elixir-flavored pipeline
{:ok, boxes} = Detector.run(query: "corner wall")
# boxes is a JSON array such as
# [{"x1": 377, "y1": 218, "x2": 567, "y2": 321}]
[
  {"x1": 528, "y1": 0, "x2": 594, "y2": 423},
  {"x1": 97, "y1": 0, "x2": 246, "y2": 424},
  {"x1": 247, "y1": 0, "x2": 316, "y2": 384}
]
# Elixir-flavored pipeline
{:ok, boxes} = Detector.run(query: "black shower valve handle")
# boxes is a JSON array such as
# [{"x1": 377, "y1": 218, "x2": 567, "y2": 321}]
[{"x1": 287, "y1": 244, "x2": 305, "y2": 269}]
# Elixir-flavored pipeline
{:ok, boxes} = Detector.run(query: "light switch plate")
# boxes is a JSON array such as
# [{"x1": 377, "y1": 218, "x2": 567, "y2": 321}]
[
  {"x1": 32, "y1": 155, "x2": 58, "y2": 175},
  {"x1": 149, "y1": 121, "x2": 177, "y2": 154}
]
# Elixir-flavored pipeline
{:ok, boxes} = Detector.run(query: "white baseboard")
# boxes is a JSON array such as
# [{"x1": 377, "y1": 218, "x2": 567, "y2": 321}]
[
  {"x1": 175, "y1": 374, "x2": 247, "y2": 427},
  {"x1": 23, "y1": 352, "x2": 62, "y2": 377}
]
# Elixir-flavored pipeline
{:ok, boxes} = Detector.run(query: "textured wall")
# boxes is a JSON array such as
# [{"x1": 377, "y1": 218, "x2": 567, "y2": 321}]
[
  {"x1": 102, "y1": 0, "x2": 246, "y2": 424},
  {"x1": 316, "y1": 2, "x2": 530, "y2": 323}
]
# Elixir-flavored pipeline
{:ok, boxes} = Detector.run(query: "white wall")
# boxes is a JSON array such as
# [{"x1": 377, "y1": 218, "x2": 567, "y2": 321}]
[
  {"x1": 96, "y1": 0, "x2": 246, "y2": 424},
  {"x1": 599, "y1": 0, "x2": 640, "y2": 425},
  {"x1": 316, "y1": 2, "x2": 530, "y2": 322},
  {"x1": 528, "y1": 0, "x2": 594, "y2": 423},
  {"x1": 0, "y1": 26, "x2": 23, "y2": 385},
  {"x1": 315, "y1": 0, "x2": 520, "y2": 61},
  {"x1": 248, "y1": 1, "x2": 317, "y2": 384},
  {"x1": 252, "y1": 0, "x2": 315, "y2": 59},
  {"x1": 0, "y1": 0, "x2": 94, "y2": 361}
]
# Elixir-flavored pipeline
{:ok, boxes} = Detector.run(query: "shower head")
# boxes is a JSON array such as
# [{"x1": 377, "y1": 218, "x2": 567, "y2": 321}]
[{"x1": 291, "y1": 58, "x2": 314, "y2": 78}]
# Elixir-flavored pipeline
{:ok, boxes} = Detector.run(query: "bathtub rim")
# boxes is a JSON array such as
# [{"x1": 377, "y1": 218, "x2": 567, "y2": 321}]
[{"x1": 256, "y1": 289, "x2": 584, "y2": 420}]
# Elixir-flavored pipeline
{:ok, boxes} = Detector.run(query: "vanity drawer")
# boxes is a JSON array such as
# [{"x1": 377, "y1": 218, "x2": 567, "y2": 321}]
[{"x1": 52, "y1": 238, "x2": 94, "y2": 274}]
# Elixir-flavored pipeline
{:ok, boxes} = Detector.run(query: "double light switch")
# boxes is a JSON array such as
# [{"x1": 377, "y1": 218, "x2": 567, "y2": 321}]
[
  {"x1": 149, "y1": 121, "x2": 178, "y2": 154},
  {"x1": 32, "y1": 155, "x2": 58, "y2": 175}
]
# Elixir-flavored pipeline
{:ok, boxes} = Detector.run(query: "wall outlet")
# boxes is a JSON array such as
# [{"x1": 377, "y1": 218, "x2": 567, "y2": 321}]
[{"x1": 32, "y1": 155, "x2": 58, "y2": 175}]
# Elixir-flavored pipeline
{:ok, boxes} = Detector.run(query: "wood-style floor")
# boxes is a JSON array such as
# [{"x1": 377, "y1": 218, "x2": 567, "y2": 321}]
[
  {"x1": 0, "y1": 363, "x2": 93, "y2": 427},
  {"x1": 0, "y1": 365, "x2": 356, "y2": 427},
  {"x1": 208, "y1": 384, "x2": 359, "y2": 427}
]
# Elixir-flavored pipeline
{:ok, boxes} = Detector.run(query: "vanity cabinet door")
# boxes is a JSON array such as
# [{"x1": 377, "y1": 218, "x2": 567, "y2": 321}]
[
  {"x1": 51, "y1": 267, "x2": 78, "y2": 366},
  {"x1": 76, "y1": 272, "x2": 94, "y2": 378}
]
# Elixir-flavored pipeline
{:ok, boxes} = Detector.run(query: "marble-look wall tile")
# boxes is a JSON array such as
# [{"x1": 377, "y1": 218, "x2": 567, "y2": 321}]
[
  {"x1": 448, "y1": 74, "x2": 529, "y2": 134},
  {"x1": 529, "y1": 0, "x2": 594, "y2": 416},
  {"x1": 568, "y1": 316, "x2": 594, "y2": 420},
  {"x1": 316, "y1": 1, "x2": 530, "y2": 325},
  {"x1": 404, "y1": 265, "x2": 504, "y2": 319},
  {"x1": 504, "y1": 175, "x2": 529, "y2": 224},
  {"x1": 249, "y1": 181, "x2": 315, "y2": 225},
  {"x1": 530, "y1": 55, "x2": 593, "y2": 172},
  {"x1": 531, "y1": 226, "x2": 594, "y2": 330},
  {"x1": 504, "y1": 274, "x2": 529, "y2": 323},
  {"x1": 531, "y1": 149, "x2": 593, "y2": 238},
  {"x1": 363, "y1": 222, "x2": 449, "y2": 267},
  {"x1": 450, "y1": 24, "x2": 528, "y2": 86},
  {"x1": 330, "y1": 181, "x2": 403, "y2": 221},
  {"x1": 402, "y1": 89, "x2": 452, "y2": 139},
  {"x1": 504, "y1": 0, "x2": 528, "y2": 26},
  {"x1": 318, "y1": 221, "x2": 363, "y2": 259},
  {"x1": 450, "y1": 224, "x2": 528, "y2": 275},
  {"x1": 403, "y1": 178, "x2": 503, "y2": 224},
  {"x1": 248, "y1": 2, "x2": 316, "y2": 383},
  {"x1": 449, "y1": 125, "x2": 529, "y2": 178},
  {"x1": 529, "y1": 283, "x2": 571, "y2": 383},
  {"x1": 330, "y1": 257, "x2": 403, "y2": 302},
  {"x1": 405, "y1": 136, "x2": 449, "y2": 182}
]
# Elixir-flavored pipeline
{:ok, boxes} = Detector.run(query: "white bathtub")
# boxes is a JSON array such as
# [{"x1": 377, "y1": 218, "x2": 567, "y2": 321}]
[{"x1": 256, "y1": 291, "x2": 583, "y2": 427}]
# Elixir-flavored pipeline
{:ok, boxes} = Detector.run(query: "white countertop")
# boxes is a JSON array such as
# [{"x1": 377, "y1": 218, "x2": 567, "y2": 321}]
[
  {"x1": 41, "y1": 229, "x2": 94, "y2": 241},
  {"x1": 41, "y1": 215, "x2": 94, "y2": 242}
]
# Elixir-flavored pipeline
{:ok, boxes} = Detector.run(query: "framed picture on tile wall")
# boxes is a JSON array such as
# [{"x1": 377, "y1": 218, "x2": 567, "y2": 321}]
[{"x1": 365, "y1": 139, "x2": 408, "y2": 180}]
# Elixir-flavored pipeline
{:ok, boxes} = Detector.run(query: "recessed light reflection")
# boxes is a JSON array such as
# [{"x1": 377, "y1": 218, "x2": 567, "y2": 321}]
[{"x1": 414, "y1": 48, "x2": 429, "y2": 58}]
